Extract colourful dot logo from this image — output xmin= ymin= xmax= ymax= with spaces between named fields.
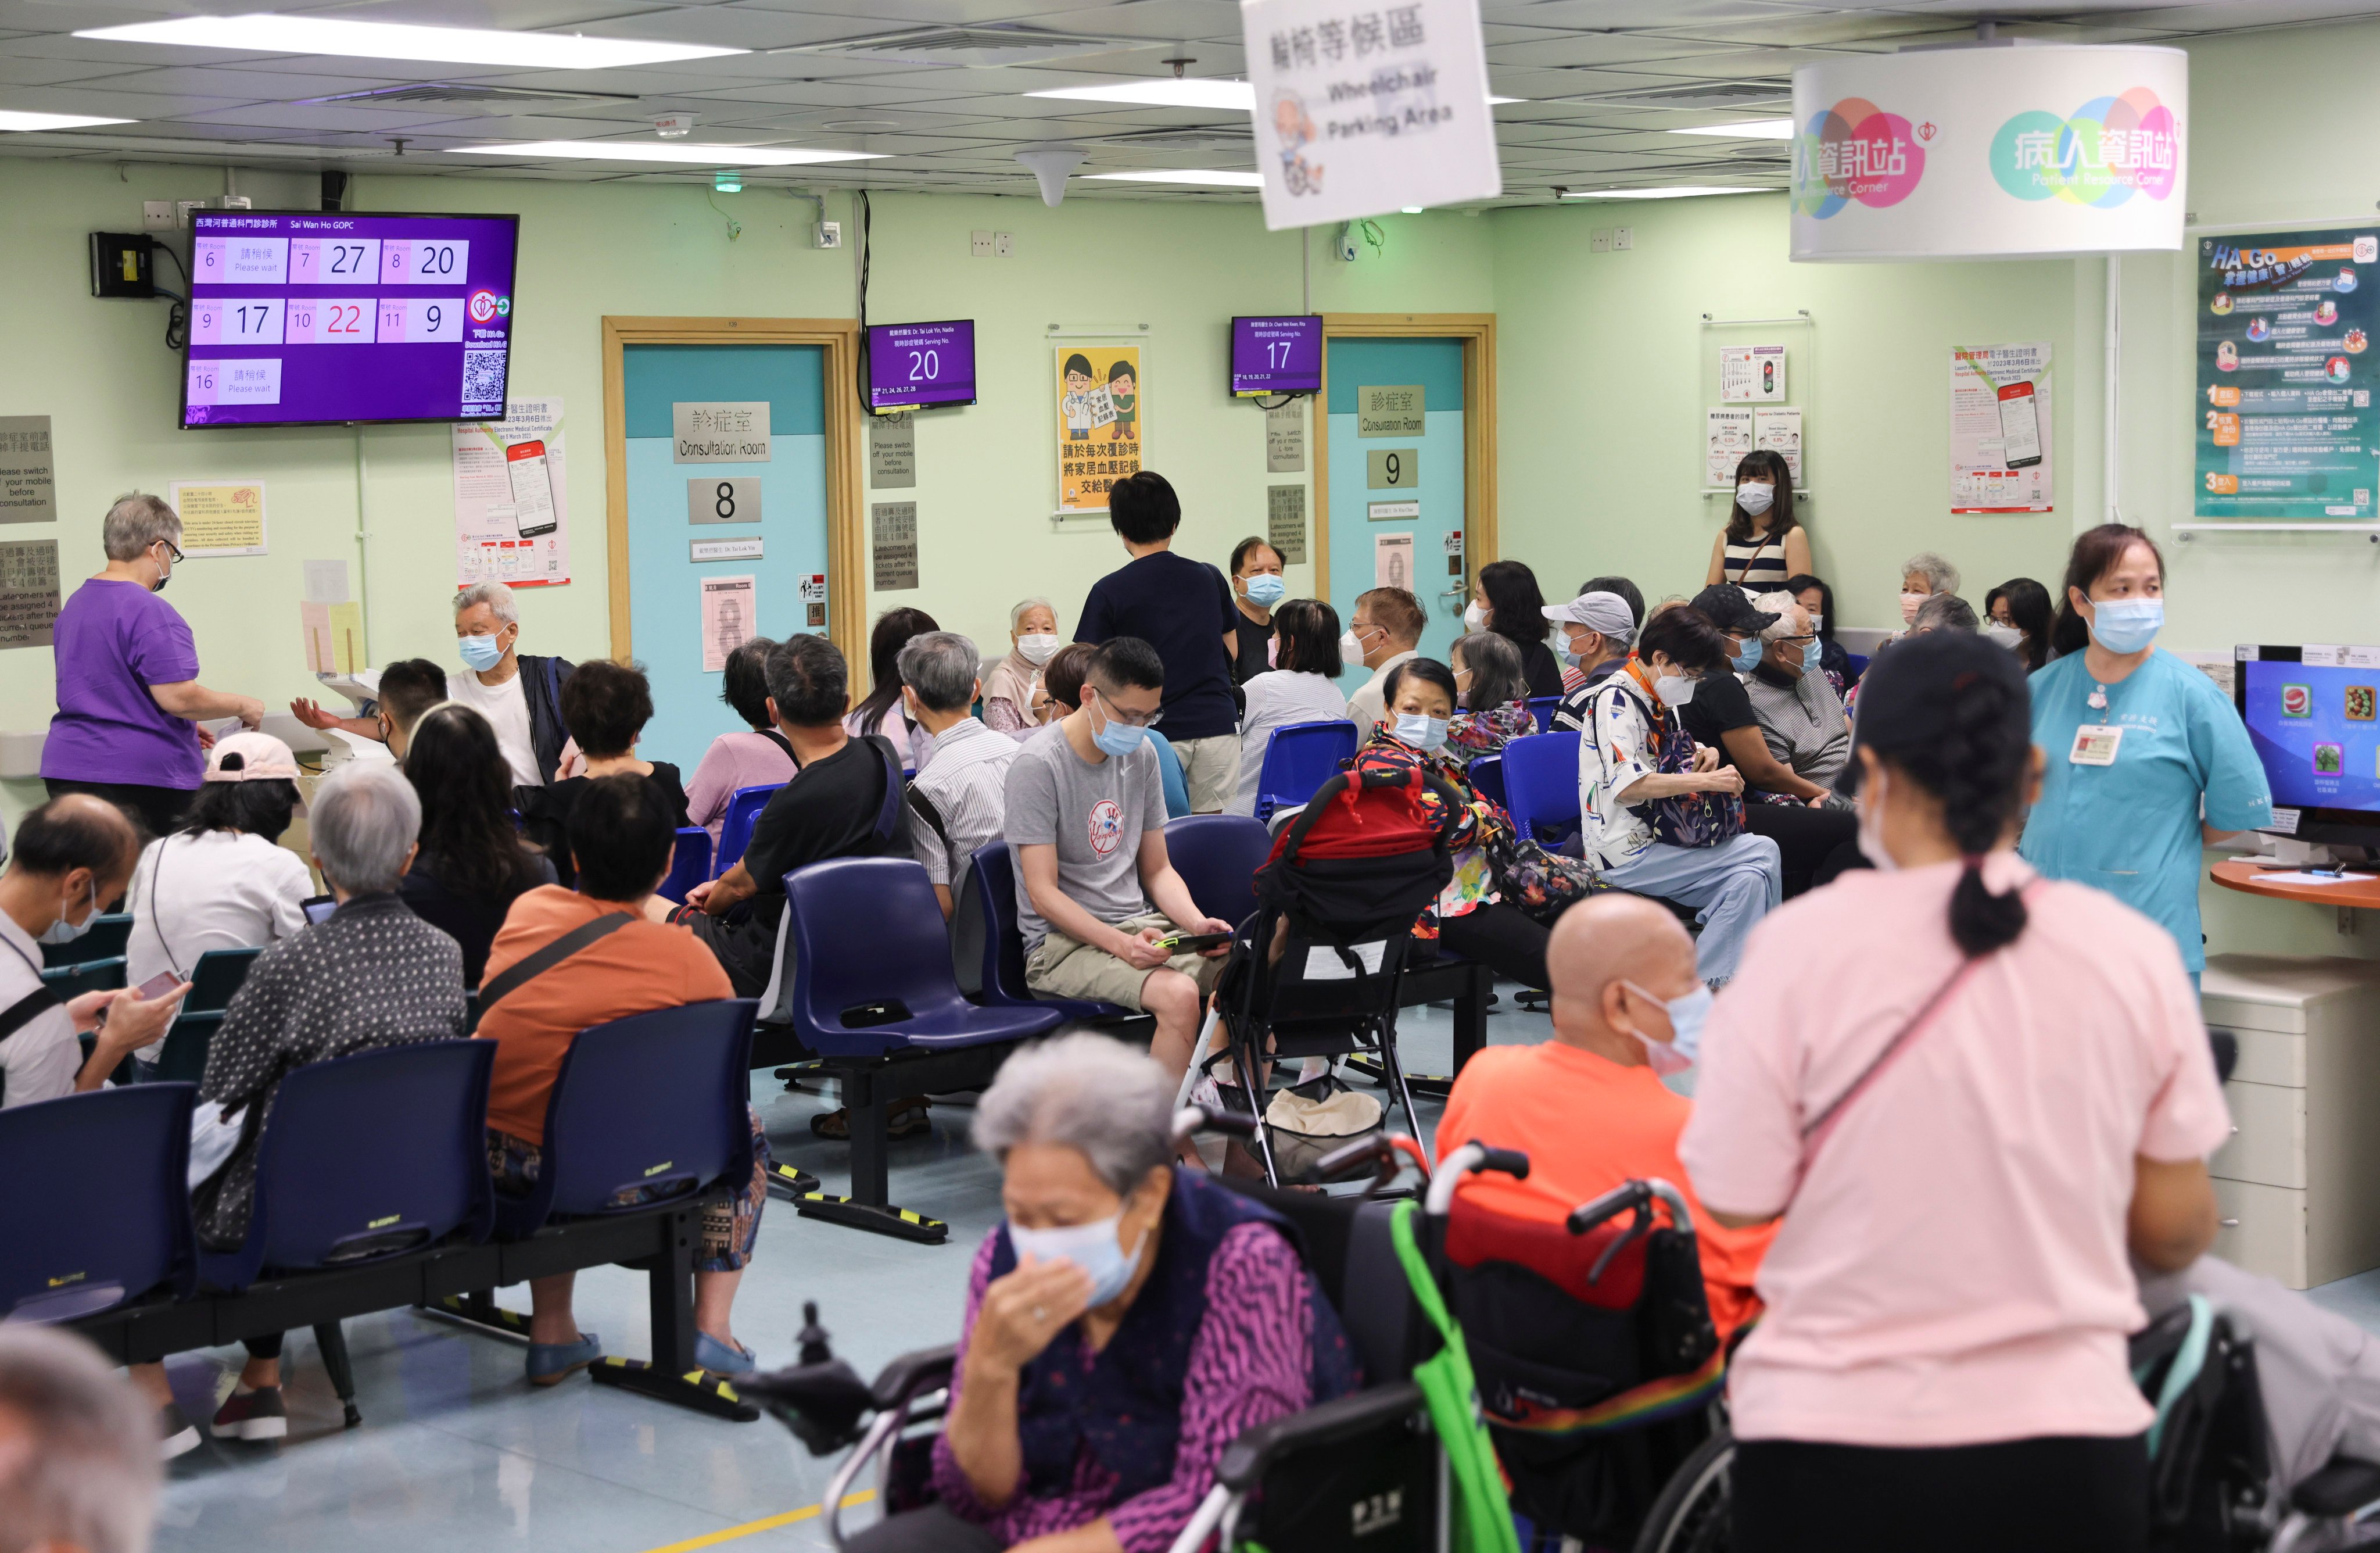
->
xmin=1991 ymin=88 xmax=2178 ymax=206
xmin=1792 ymin=98 xmax=1926 ymax=219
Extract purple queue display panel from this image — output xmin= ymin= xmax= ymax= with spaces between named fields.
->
xmin=181 ymin=210 xmax=521 ymax=428
xmin=1231 ymin=315 xmax=1321 ymax=396
xmin=867 ymin=319 xmax=977 ymax=411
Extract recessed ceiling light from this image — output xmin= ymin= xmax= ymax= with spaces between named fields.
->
xmin=1034 ymin=81 xmax=1523 ymax=111
xmin=1083 ymin=168 xmax=1265 ymax=188
xmin=1401 ymin=205 xmax=1424 ymax=213
xmin=1561 ymin=185 xmax=1759 ymax=199
xmin=74 ymin=15 xmax=743 ymax=70
xmin=450 ymin=140 xmax=881 ymax=166
xmin=0 ymin=109 xmax=133 ymax=131
xmin=1669 ymin=119 xmax=1794 ymax=140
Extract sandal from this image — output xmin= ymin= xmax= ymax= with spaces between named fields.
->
xmin=808 ymin=1098 xmax=931 ymax=1142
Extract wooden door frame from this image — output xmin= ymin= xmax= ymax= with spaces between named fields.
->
xmin=1311 ymin=313 xmax=1498 ymax=607
xmin=600 ymin=316 xmax=866 ymax=668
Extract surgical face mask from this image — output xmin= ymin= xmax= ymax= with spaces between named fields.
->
xmin=458 ymin=632 xmax=505 ymax=672
xmin=37 ymin=879 xmax=98 ymax=946
xmin=2088 ymin=596 xmax=2163 ymax=655
xmin=1899 ymin=590 xmax=1927 ymax=625
xmin=1856 ymin=767 xmax=1898 ymax=872
xmin=1735 ymin=482 xmax=1775 ymax=517
xmin=1653 ymin=673 xmax=1696 ymax=708
xmin=1983 ymin=621 xmax=2024 ymax=652
xmin=1089 ymin=695 xmax=1149 ymax=757
xmin=1242 ymin=573 xmax=1287 ymax=609
xmin=1730 ymin=635 xmax=1763 ymax=674
xmin=1806 ymin=613 xmax=1823 ymax=635
xmin=1393 ymin=712 xmax=1449 ymax=752
xmin=1008 ymin=1211 xmax=1148 ymax=1309
xmin=1801 ymin=639 xmax=1823 ymax=672
xmin=1618 ymin=981 xmax=1712 ymax=1075
xmin=1017 ymin=632 xmax=1061 ymax=666
xmin=149 ymin=545 xmax=173 ymax=593
xmin=1463 ymin=599 xmax=1486 ymax=633
xmin=1340 ymin=625 xmax=1379 ymax=663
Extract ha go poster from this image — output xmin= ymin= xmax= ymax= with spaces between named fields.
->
xmin=2195 ymin=226 xmax=2380 ymax=521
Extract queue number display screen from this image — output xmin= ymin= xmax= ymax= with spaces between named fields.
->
xmin=181 ymin=210 xmax=521 ymax=428
xmin=1231 ymin=316 xmax=1322 ymax=396
xmin=867 ymin=319 xmax=977 ymax=412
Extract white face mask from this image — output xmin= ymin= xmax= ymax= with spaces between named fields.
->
xmin=1017 ymin=633 xmax=1060 ymax=666
xmin=1983 ymin=621 xmax=2024 ymax=651
xmin=1735 ymin=482 xmax=1775 ymax=517
xmin=1856 ymin=767 xmax=1898 ymax=871
xmin=1462 ymin=600 xmax=1486 ymax=633
xmin=1341 ymin=625 xmax=1380 ymax=662
xmin=1653 ymin=674 xmax=1696 ymax=708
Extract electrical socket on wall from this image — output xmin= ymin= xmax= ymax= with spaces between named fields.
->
xmin=1612 ymin=226 xmax=1634 ymax=251
xmin=142 ymin=201 xmax=176 ymax=234
xmin=970 ymin=229 xmax=994 ymax=257
xmin=814 ymin=221 xmax=841 ymax=249
xmin=995 ymin=231 xmax=1013 ymax=257
xmin=1589 ymin=227 xmax=1611 ymax=253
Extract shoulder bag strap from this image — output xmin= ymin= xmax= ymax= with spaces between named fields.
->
xmin=757 ymin=727 xmax=795 ymax=761
xmin=0 ymin=984 xmax=62 ymax=1044
xmin=905 ymin=784 xmax=951 ymax=847
xmin=1729 ymin=533 xmax=1775 ymax=585
xmin=476 ymin=911 xmax=634 ymax=1012
xmin=869 ymin=735 xmax=905 ymax=844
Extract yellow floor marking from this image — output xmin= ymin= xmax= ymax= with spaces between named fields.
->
xmin=635 ymin=1489 xmax=876 ymax=1553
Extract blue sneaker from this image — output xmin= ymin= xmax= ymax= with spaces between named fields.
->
xmin=694 ymin=1332 xmax=755 ymax=1376
xmin=526 ymin=1330 xmax=600 ymax=1387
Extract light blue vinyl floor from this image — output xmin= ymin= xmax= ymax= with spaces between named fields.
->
xmin=150 ymin=993 xmax=1518 ymax=1553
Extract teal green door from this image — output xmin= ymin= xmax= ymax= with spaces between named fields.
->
xmin=1325 ymin=338 xmax=1468 ymax=693
xmin=622 ymin=345 xmax=830 ymax=770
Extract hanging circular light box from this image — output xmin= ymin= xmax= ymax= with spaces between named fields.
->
xmin=1790 ymin=44 xmax=2187 ymax=261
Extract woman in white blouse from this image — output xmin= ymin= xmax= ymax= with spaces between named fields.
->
xmin=1230 ymin=598 xmax=1350 ymax=817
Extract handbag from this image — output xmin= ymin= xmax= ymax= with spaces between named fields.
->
xmin=1579 ymin=682 xmax=1743 ymax=849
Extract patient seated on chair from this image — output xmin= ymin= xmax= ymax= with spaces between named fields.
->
xmin=1436 ymin=893 xmax=1772 ymax=1340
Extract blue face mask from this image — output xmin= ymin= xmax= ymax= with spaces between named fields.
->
xmin=1009 ymin=1211 xmax=1149 ymax=1309
xmin=1622 ymin=981 xmax=1714 ymax=1072
xmin=1394 ymin=713 xmax=1449 ymax=752
xmin=1091 ymin=698 xmax=1148 ymax=757
xmin=2089 ymin=596 xmax=2163 ymax=654
xmin=1801 ymin=639 xmax=1823 ymax=672
xmin=1242 ymin=574 xmax=1287 ymax=608
xmin=36 ymin=879 xmax=97 ymax=946
xmin=458 ymin=632 xmax=505 ymax=672
xmin=1732 ymin=635 xmax=1764 ymax=674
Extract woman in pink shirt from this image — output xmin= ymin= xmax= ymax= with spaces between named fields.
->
xmin=683 ymin=637 xmax=795 ymax=846
xmin=1680 ymin=631 xmax=2228 ymax=1553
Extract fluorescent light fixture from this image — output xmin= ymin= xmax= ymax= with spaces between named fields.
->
xmin=1669 ymin=119 xmax=1794 ymax=140
xmin=714 ymin=169 xmax=741 ymax=192
xmin=450 ymin=140 xmax=880 ymax=166
xmin=1488 ymin=96 xmax=1524 ymax=105
xmin=1083 ymin=168 xmax=1265 ymax=188
xmin=1032 ymin=81 xmax=1521 ymax=110
xmin=74 ymin=15 xmax=743 ymax=70
xmin=0 ymin=109 xmax=133 ymax=131
xmin=1561 ymin=185 xmax=1759 ymax=199
xmin=1400 ymin=205 xmax=1424 ymax=213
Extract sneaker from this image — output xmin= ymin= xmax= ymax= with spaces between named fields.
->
xmin=159 ymin=1402 xmax=200 ymax=1461
xmin=211 ymin=1385 xmax=288 ymax=1441
xmin=526 ymin=1330 xmax=601 ymax=1387
xmin=694 ymin=1330 xmax=757 ymax=1376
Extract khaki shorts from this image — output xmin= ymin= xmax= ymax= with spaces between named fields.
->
xmin=1025 ymin=910 xmax=1228 ymax=1011
xmin=1170 ymin=733 xmax=1243 ymax=814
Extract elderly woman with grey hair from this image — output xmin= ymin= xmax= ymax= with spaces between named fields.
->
xmin=1894 ymin=550 xmax=1962 ymax=632
xmin=42 ymin=492 xmax=265 ymax=838
xmin=176 ymin=761 xmax=467 ymax=1444
xmin=850 ymin=1033 xmax=1357 ymax=1553
xmin=984 ymin=597 xmax=1063 ymax=737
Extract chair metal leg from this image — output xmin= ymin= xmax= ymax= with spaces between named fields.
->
xmin=1378 ymin=1029 xmax=1432 ymax=1175
xmin=1230 ymin=1038 xmax=1282 ymax=1187
xmin=794 ymin=1063 xmax=950 ymax=1244
xmin=589 ymin=1204 xmax=759 ymax=1422
xmin=417 ymin=1287 xmax=535 ymax=1342
xmin=312 ymin=1320 xmax=360 ymax=1428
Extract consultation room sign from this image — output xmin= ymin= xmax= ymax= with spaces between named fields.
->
xmin=1242 ymin=0 xmax=1501 ymax=230
xmin=672 ymin=402 xmax=770 ymax=463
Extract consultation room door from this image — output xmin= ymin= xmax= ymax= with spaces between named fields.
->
xmin=621 ymin=343 xmax=830 ymax=771
xmin=1324 ymin=337 xmax=1469 ymax=694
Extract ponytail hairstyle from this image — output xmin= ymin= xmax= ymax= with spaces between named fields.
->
xmin=2048 ymin=524 xmax=2162 ymax=661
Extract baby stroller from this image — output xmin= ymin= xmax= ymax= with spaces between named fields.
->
xmin=1210 ymin=760 xmax=1461 ymax=1187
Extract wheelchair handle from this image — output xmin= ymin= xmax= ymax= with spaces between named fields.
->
xmin=1424 ymin=1140 xmax=1530 ymax=1215
xmin=1171 ymin=1104 xmax=1257 ymax=1144
xmin=1565 ymin=1178 xmax=1697 ymax=1242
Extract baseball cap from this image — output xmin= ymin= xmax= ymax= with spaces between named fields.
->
xmin=205 ymin=730 xmax=300 ymax=783
xmin=1687 ymin=584 xmax=1780 ymax=636
xmin=1540 ymin=591 xmax=1637 ymax=645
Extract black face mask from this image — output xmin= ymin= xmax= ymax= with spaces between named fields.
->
xmin=149 ymin=545 xmax=173 ymax=593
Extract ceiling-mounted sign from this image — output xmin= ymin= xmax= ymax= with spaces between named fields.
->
xmin=1243 ymin=0 xmax=1502 ymax=231
xmin=1790 ymin=44 xmax=2186 ymax=262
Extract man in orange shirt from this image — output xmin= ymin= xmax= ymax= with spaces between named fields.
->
xmin=476 ymin=774 xmax=764 ymax=1382
xmin=1435 ymin=893 xmax=1772 ymax=1337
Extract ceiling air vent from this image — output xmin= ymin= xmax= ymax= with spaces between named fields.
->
xmin=295 ymin=83 xmax=640 ymax=108
xmin=786 ymin=25 xmax=1136 ymax=68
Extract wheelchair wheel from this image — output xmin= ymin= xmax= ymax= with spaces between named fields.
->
xmin=1631 ymin=1427 xmax=1733 ymax=1553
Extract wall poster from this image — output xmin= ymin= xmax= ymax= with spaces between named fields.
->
xmin=167 ymin=480 xmax=268 ymax=556
xmin=2195 ymin=226 xmax=2380 ymax=521
xmin=0 ymin=539 xmax=60 ymax=649
xmin=1055 ymin=345 xmax=1144 ymax=515
xmin=453 ymin=397 xmax=571 ymax=587
xmin=700 ymin=575 xmax=756 ymax=672
xmin=1948 ymin=343 xmax=2054 ymax=513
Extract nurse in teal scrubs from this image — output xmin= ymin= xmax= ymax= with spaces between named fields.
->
xmin=2020 ymin=524 xmax=2272 ymax=986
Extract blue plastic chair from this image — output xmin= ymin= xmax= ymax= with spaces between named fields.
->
xmin=1501 ymin=731 xmax=1582 ymax=844
xmin=1163 ymin=814 xmax=1273 ymax=931
xmin=1525 ymin=696 xmax=1560 ymax=734
xmin=1145 ymin=730 xmax=1193 ymax=820
xmin=0 ymin=1084 xmax=196 ymax=1321
xmin=1847 ymin=652 xmax=1870 ymax=684
xmin=660 ymin=826 xmax=712 ymax=904
xmin=202 ymin=1040 xmax=496 ymax=1291
xmin=1252 ymin=720 xmax=1359 ymax=824
xmin=152 ymin=946 xmax=264 ymax=1085
xmin=714 ymin=783 xmax=784 ymax=878
xmin=1467 ymin=754 xmax=1507 ymax=810
xmin=786 ymin=858 xmax=1064 ymax=1060
xmin=495 ymin=1000 xmax=758 ymax=1240
xmin=41 ymin=956 xmax=126 ymax=999
xmin=961 ymin=843 xmax=1132 ymax=1022
xmin=41 ymin=913 xmax=131 ymax=969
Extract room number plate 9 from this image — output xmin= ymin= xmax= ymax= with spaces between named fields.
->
xmin=1367 ymin=448 xmax=1419 ymax=489
xmin=688 ymin=477 xmax=762 ymax=526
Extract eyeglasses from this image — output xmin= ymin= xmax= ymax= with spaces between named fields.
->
xmin=155 ymin=539 xmax=184 ymax=565
xmin=1089 ymin=688 xmax=1163 ymax=727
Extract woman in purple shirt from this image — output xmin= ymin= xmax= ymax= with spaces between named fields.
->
xmin=43 ymin=495 xmax=262 ymax=838
xmin=848 ymin=1035 xmax=1357 ymax=1552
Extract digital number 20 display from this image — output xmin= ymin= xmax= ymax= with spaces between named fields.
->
xmin=907 ymin=349 xmax=941 ymax=382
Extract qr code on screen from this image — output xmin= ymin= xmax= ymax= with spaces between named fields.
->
xmin=460 ymin=350 xmax=508 ymax=415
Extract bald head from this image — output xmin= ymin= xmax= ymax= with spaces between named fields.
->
xmin=8 ymin=796 xmax=138 ymax=884
xmin=1547 ymin=894 xmax=1698 ymax=1063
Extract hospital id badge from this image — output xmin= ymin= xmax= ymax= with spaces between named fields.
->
xmin=2070 ymin=724 xmax=2124 ymax=765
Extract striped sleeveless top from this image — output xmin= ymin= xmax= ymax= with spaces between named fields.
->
xmin=1722 ymin=531 xmax=1791 ymax=589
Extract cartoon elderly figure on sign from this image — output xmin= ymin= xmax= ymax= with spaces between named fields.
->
xmin=1062 ymin=353 xmax=1096 ymax=441
xmin=1274 ymin=91 xmax=1324 ymax=195
xmin=1106 ymin=360 xmax=1138 ymax=442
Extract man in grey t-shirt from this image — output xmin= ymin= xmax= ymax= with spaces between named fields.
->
xmin=1002 ymin=636 xmax=1234 ymax=1087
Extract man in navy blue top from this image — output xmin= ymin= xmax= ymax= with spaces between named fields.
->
xmin=1075 ymin=471 xmax=1242 ymax=811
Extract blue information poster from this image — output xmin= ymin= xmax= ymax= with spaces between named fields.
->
xmin=2195 ymin=225 xmax=2380 ymax=520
